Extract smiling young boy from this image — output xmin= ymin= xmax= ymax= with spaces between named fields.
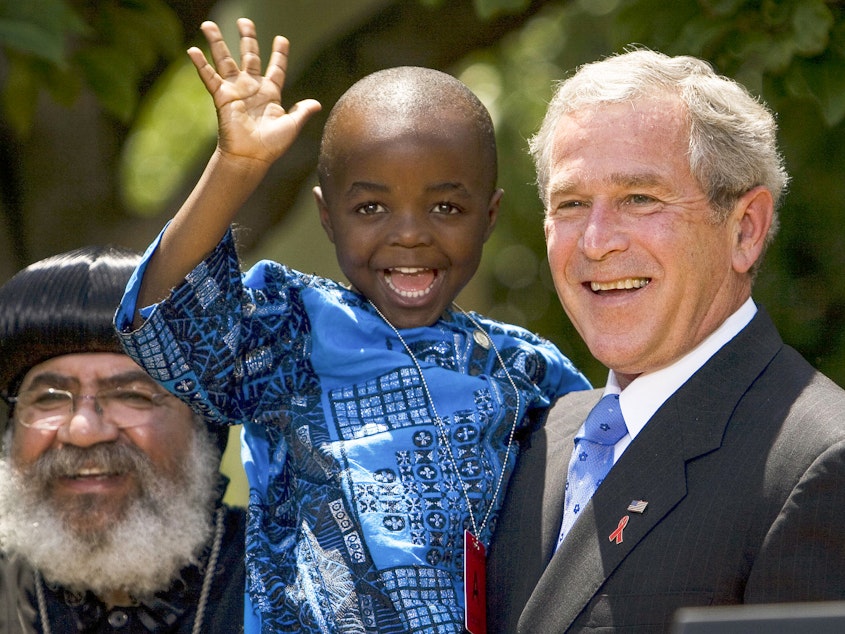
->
xmin=116 ymin=18 xmax=589 ymax=634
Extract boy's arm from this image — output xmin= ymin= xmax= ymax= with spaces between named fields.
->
xmin=135 ymin=18 xmax=321 ymax=321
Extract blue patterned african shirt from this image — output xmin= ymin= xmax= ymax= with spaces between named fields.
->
xmin=116 ymin=230 xmax=589 ymax=634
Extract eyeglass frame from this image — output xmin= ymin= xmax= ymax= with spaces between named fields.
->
xmin=6 ymin=385 xmax=175 ymax=430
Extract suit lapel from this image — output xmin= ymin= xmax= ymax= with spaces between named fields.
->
xmin=519 ymin=309 xmax=784 ymax=632
xmin=521 ymin=399 xmax=691 ymax=632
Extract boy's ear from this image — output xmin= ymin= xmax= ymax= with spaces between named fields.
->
xmin=484 ymin=188 xmax=504 ymax=242
xmin=314 ymin=186 xmax=336 ymax=243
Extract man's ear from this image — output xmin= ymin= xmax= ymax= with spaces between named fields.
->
xmin=313 ymin=186 xmax=335 ymax=243
xmin=484 ymin=188 xmax=504 ymax=242
xmin=731 ymin=185 xmax=774 ymax=274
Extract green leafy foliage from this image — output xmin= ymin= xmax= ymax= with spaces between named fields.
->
xmin=457 ymin=0 xmax=845 ymax=384
xmin=419 ymin=0 xmax=534 ymax=17
xmin=0 ymin=0 xmax=88 ymax=62
xmin=475 ymin=0 xmax=534 ymax=18
xmin=0 ymin=0 xmax=182 ymax=133
xmin=0 ymin=0 xmax=87 ymax=131
xmin=119 ymin=60 xmax=218 ymax=216
xmin=613 ymin=0 xmax=843 ymax=124
xmin=2 ymin=0 xmax=844 ymax=384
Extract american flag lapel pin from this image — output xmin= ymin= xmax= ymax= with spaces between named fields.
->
xmin=627 ymin=500 xmax=648 ymax=514
xmin=609 ymin=501 xmax=648 ymax=544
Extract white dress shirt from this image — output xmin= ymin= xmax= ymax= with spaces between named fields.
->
xmin=603 ymin=297 xmax=757 ymax=462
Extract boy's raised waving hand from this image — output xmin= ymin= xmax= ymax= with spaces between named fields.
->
xmin=135 ymin=18 xmax=320 ymax=318
xmin=189 ymin=18 xmax=319 ymax=165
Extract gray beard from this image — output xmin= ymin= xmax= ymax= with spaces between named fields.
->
xmin=0 ymin=426 xmax=222 ymax=599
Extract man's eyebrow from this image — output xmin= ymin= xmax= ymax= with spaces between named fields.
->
xmin=608 ymin=173 xmax=664 ymax=189
xmin=548 ymin=178 xmax=577 ymax=198
xmin=21 ymin=370 xmax=159 ymax=392
xmin=548 ymin=172 xmax=664 ymax=197
xmin=98 ymin=371 xmax=161 ymax=390
xmin=21 ymin=372 xmax=77 ymax=391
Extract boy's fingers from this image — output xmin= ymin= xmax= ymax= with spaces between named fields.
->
xmin=265 ymin=36 xmax=291 ymax=93
xmin=286 ymin=99 xmax=323 ymax=131
xmin=237 ymin=18 xmax=263 ymax=76
xmin=200 ymin=20 xmax=239 ymax=79
xmin=188 ymin=47 xmax=223 ymax=95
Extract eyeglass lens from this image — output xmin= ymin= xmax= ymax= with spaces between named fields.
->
xmin=13 ymin=387 xmax=168 ymax=430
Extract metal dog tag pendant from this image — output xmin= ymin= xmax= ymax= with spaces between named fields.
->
xmin=464 ymin=530 xmax=487 ymax=634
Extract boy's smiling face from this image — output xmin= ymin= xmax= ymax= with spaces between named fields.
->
xmin=315 ymin=109 xmax=501 ymax=329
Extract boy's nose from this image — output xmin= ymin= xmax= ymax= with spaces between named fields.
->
xmin=389 ymin=211 xmax=433 ymax=247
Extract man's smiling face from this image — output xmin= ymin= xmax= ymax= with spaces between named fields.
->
xmin=8 ymin=352 xmax=195 ymax=534
xmin=543 ymin=98 xmax=750 ymax=385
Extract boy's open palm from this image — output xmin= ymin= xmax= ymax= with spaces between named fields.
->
xmin=188 ymin=18 xmax=321 ymax=164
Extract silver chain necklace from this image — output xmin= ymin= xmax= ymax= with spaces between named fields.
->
xmin=368 ymin=301 xmax=520 ymax=537
xmin=35 ymin=506 xmax=225 ymax=634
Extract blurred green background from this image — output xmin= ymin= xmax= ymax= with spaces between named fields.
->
xmin=3 ymin=0 xmax=844 ymax=505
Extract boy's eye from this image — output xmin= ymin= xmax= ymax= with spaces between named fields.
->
xmin=432 ymin=202 xmax=460 ymax=215
xmin=355 ymin=202 xmax=386 ymax=215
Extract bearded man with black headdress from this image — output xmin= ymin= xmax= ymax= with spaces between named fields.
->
xmin=0 ymin=246 xmax=246 ymax=633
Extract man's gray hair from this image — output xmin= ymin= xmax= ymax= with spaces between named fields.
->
xmin=529 ymin=48 xmax=788 ymax=245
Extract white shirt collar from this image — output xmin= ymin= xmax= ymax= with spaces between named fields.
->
xmin=604 ymin=297 xmax=757 ymax=443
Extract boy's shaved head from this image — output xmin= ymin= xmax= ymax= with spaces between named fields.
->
xmin=317 ymin=66 xmax=498 ymax=200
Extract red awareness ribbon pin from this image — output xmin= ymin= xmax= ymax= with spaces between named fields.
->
xmin=609 ymin=515 xmax=629 ymax=544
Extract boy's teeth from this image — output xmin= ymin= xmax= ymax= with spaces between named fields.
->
xmin=590 ymin=278 xmax=650 ymax=292
xmin=386 ymin=268 xmax=436 ymax=298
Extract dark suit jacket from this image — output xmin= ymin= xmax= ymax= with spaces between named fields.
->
xmin=487 ymin=308 xmax=845 ymax=633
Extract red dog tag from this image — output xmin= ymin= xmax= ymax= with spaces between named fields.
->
xmin=464 ymin=530 xmax=487 ymax=634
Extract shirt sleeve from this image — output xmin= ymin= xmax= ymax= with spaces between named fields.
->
xmin=475 ymin=315 xmax=591 ymax=433
xmin=536 ymin=335 xmax=592 ymax=399
xmin=115 ymin=228 xmax=279 ymax=427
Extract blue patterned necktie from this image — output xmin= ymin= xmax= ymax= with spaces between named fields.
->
xmin=557 ymin=394 xmax=627 ymax=548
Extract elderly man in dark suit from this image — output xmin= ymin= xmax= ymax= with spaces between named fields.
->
xmin=487 ymin=49 xmax=845 ymax=633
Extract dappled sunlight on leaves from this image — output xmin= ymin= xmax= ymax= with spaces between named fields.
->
xmin=119 ymin=61 xmax=217 ymax=216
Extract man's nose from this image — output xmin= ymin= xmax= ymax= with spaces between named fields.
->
xmin=579 ymin=203 xmax=629 ymax=260
xmin=54 ymin=399 xmax=120 ymax=447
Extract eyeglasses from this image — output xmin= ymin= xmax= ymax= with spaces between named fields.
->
xmin=8 ymin=386 xmax=174 ymax=430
